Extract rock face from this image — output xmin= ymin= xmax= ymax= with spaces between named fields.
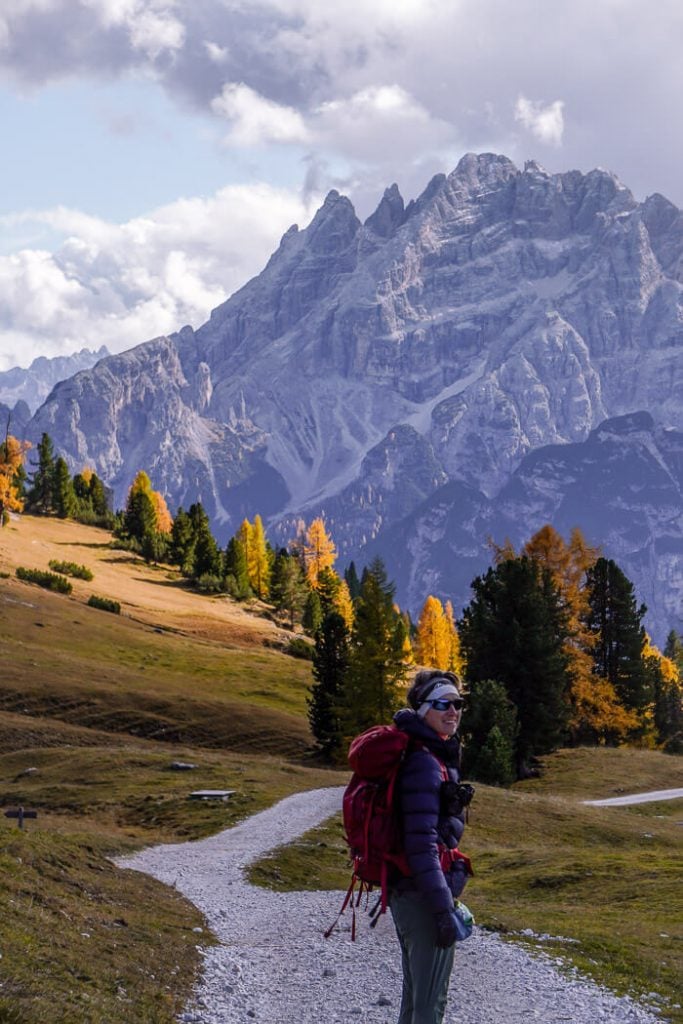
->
xmin=26 ymin=154 xmax=683 ymax=640
xmin=0 ymin=346 xmax=109 ymax=414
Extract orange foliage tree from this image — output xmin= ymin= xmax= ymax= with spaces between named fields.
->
xmin=0 ymin=435 xmax=31 ymax=524
xmin=303 ymin=517 xmax=337 ymax=588
xmin=415 ymin=595 xmax=452 ymax=669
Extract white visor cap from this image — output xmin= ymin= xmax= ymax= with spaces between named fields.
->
xmin=417 ymin=681 xmax=461 ymax=719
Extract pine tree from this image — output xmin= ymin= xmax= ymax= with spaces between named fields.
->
xmin=52 ymin=457 xmax=75 ymax=518
xmin=414 ymin=595 xmax=451 ymax=669
xmin=344 ymin=561 xmax=361 ymax=601
xmin=643 ymin=636 xmax=683 ymax=751
xmin=460 ymin=556 xmax=571 ymax=774
xmin=192 ymin=519 xmax=222 ymax=580
xmin=585 ymin=557 xmax=650 ymax=715
xmin=141 ymin=530 xmax=168 ymax=565
xmin=89 ymin=474 xmax=108 ymax=517
xmin=303 ymin=517 xmax=337 ymax=588
xmin=270 ymin=549 xmax=306 ymax=625
xmin=28 ymin=432 xmax=55 ymax=513
xmin=124 ymin=488 xmax=156 ymax=542
xmin=302 ymin=589 xmax=323 ymax=636
xmin=225 ymin=535 xmax=252 ymax=600
xmin=308 ymin=611 xmax=349 ymax=760
xmin=170 ymin=507 xmax=196 ymax=572
xmin=339 ymin=560 xmax=406 ymax=741
xmin=460 ymin=678 xmax=517 ymax=784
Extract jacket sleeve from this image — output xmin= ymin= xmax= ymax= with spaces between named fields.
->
xmin=398 ymin=749 xmax=453 ymax=915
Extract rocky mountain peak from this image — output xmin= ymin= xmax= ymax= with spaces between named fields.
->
xmin=306 ymin=190 xmax=361 ymax=253
xmin=25 ymin=154 xmax=683 ymax=640
xmin=364 ymin=183 xmax=406 ymax=238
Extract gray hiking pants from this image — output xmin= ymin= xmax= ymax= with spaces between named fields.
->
xmin=389 ymin=890 xmax=455 ymax=1024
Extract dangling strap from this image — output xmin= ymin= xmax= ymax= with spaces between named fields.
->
xmin=323 ymin=872 xmax=358 ymax=939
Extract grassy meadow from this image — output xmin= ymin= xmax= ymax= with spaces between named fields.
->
xmin=1 ymin=515 xmax=682 ymax=1022
xmin=0 ymin=515 xmax=346 ymax=1023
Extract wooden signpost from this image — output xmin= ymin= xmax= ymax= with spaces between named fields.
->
xmin=4 ymin=807 xmax=38 ymax=829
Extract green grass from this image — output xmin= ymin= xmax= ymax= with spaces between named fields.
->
xmin=248 ymin=748 xmax=683 ymax=1022
xmin=0 ymin=826 xmax=207 ymax=1024
xmin=0 ymin=718 xmax=346 ymax=1023
xmin=0 ymin=541 xmax=348 ymax=1023
xmin=0 ymin=579 xmax=314 ymax=756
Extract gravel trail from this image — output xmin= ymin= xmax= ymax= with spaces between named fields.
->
xmin=117 ymin=788 xmax=665 ymax=1024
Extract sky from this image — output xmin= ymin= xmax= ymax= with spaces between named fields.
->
xmin=1 ymin=0 xmax=682 ymax=372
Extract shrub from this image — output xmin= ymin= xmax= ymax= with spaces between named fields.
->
xmin=16 ymin=567 xmax=73 ymax=594
xmin=109 ymin=537 xmax=142 ymax=555
xmin=0 ymin=571 xmax=9 ymax=579
xmin=287 ymin=636 xmax=314 ymax=660
xmin=48 ymin=559 xmax=94 ymax=581
xmin=87 ymin=594 xmax=121 ymax=614
xmin=196 ymin=573 xmax=225 ymax=594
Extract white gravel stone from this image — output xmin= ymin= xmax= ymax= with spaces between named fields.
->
xmin=116 ymin=788 xmax=665 ymax=1024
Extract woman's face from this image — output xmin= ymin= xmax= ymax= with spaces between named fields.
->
xmin=424 ymin=700 xmax=461 ymax=738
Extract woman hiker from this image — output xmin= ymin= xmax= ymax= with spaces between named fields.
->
xmin=390 ymin=669 xmax=471 ymax=1024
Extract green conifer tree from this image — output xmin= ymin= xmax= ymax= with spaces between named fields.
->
xmin=339 ymin=560 xmax=406 ymax=741
xmin=270 ymin=549 xmax=306 ymax=625
xmin=308 ymin=611 xmax=350 ymax=760
xmin=585 ymin=557 xmax=650 ymax=713
xmin=28 ymin=432 xmax=55 ymax=513
xmin=344 ymin=561 xmax=361 ymax=601
xmin=461 ymin=678 xmax=517 ymax=785
xmin=460 ymin=556 xmax=571 ymax=775
xmin=52 ymin=457 xmax=75 ymax=518
xmin=302 ymin=589 xmax=323 ymax=636
xmin=223 ymin=535 xmax=251 ymax=599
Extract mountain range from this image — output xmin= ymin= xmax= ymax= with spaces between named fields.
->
xmin=22 ymin=154 xmax=683 ymax=641
xmin=0 ymin=346 xmax=109 ymax=419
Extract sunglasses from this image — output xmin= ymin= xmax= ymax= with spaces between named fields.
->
xmin=429 ymin=697 xmax=465 ymax=711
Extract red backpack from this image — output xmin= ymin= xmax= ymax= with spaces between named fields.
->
xmin=325 ymin=724 xmax=441 ymax=939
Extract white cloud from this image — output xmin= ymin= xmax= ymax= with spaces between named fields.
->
xmin=0 ymin=183 xmax=320 ymax=371
xmin=313 ymin=84 xmax=453 ymax=163
xmin=211 ymin=82 xmax=310 ymax=146
xmin=204 ymin=39 xmax=228 ymax=63
xmin=514 ymin=96 xmax=565 ymax=147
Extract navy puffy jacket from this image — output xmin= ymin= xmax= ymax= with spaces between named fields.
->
xmin=392 ymin=708 xmax=466 ymax=915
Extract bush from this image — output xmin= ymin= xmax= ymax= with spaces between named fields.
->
xmin=16 ymin=567 xmax=73 ymax=594
xmin=0 ymin=571 xmax=9 ymax=579
xmin=287 ymin=636 xmax=314 ymax=660
xmin=87 ymin=594 xmax=121 ymax=614
xmin=196 ymin=573 xmax=225 ymax=594
xmin=109 ymin=537 xmax=142 ymax=555
xmin=48 ymin=559 xmax=94 ymax=581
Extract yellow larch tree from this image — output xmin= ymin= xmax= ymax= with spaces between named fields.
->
xmin=151 ymin=491 xmax=173 ymax=534
xmin=237 ymin=518 xmax=254 ymax=584
xmin=303 ymin=517 xmax=337 ymax=588
xmin=0 ymin=435 xmax=31 ymax=524
xmin=445 ymin=600 xmax=465 ymax=676
xmin=334 ymin=577 xmax=355 ymax=630
xmin=415 ymin=595 xmax=452 ymax=669
xmin=249 ymin=514 xmax=271 ymax=600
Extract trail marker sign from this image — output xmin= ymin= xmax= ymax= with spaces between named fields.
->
xmin=4 ymin=807 xmax=38 ymax=829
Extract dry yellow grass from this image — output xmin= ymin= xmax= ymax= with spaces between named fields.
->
xmin=0 ymin=514 xmax=284 ymax=648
